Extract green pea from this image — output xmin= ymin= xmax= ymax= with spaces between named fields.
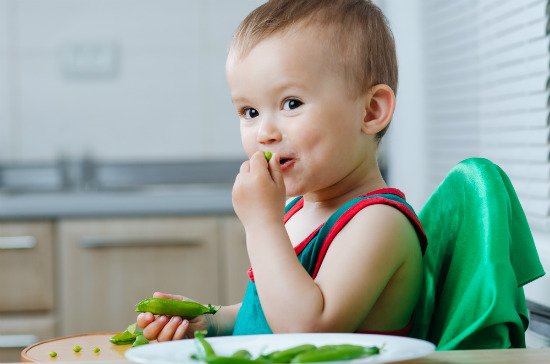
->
xmin=264 ymin=151 xmax=272 ymax=161
xmin=72 ymin=345 xmax=82 ymax=353
xmin=49 ymin=351 xmax=57 ymax=358
xmin=135 ymin=297 xmax=219 ymax=317
xmin=93 ymin=347 xmax=101 ymax=353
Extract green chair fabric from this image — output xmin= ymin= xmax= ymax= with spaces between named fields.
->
xmin=411 ymin=158 xmax=545 ymax=350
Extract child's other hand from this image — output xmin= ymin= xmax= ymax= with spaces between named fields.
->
xmin=232 ymin=151 xmax=286 ymax=229
xmin=137 ymin=292 xmax=208 ymax=341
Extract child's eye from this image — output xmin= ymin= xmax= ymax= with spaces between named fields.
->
xmin=283 ymin=99 xmax=303 ymax=111
xmin=241 ymin=107 xmax=259 ymax=119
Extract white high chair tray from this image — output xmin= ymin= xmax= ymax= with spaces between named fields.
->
xmin=125 ymin=333 xmax=435 ymax=363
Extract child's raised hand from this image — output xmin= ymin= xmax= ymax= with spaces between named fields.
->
xmin=137 ymin=292 xmax=208 ymax=341
xmin=232 ymin=151 xmax=286 ymax=229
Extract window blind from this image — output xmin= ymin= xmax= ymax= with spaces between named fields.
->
xmin=422 ymin=0 xmax=550 ymax=232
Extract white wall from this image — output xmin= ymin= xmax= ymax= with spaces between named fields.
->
xmin=0 ymin=0 xmax=262 ymax=163
xmin=379 ymin=0 xmax=428 ymax=211
xmin=0 ymin=1 xmax=9 ymax=160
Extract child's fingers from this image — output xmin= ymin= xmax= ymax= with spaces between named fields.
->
xmin=268 ymin=153 xmax=284 ymax=187
xmin=249 ymin=151 xmax=268 ymax=172
xmin=137 ymin=312 xmax=154 ymax=329
xmin=173 ymin=319 xmax=190 ymax=340
xmin=157 ymin=316 xmax=183 ymax=342
xmin=153 ymin=291 xmax=191 ymax=302
xmin=239 ymin=160 xmax=250 ymax=174
xmin=142 ymin=315 xmax=169 ymax=340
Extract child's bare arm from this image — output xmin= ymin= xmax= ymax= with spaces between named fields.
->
xmin=207 ymin=302 xmax=241 ymax=336
xmin=233 ymin=151 xmax=421 ymax=333
xmin=246 ymin=204 xmax=420 ymax=333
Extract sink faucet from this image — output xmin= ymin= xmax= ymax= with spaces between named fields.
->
xmin=56 ymin=154 xmax=97 ymax=191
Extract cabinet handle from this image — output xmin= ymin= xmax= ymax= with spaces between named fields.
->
xmin=80 ymin=236 xmax=202 ymax=248
xmin=0 ymin=334 xmax=38 ymax=348
xmin=0 ymin=236 xmax=37 ymax=250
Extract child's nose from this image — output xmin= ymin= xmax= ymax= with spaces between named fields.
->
xmin=256 ymin=117 xmax=282 ymax=144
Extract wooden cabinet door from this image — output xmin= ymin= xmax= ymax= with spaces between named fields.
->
xmin=57 ymin=217 xmax=220 ymax=335
xmin=0 ymin=314 xmax=55 ymax=363
xmin=218 ymin=217 xmax=249 ymax=305
xmin=0 ymin=221 xmax=54 ymax=312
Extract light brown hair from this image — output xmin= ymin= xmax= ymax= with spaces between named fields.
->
xmin=229 ymin=0 xmax=398 ymax=140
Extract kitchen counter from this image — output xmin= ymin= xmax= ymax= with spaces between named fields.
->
xmin=0 ymin=184 xmax=235 ymax=219
xmin=0 ymin=158 xmax=242 ymax=219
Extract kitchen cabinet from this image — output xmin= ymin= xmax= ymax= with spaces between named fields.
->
xmin=57 ymin=215 xmax=249 ymax=335
xmin=219 ymin=217 xmax=249 ymax=305
xmin=0 ymin=209 xmax=249 ymax=359
xmin=0 ymin=221 xmax=55 ymax=362
xmin=0 ymin=221 xmax=54 ymax=311
xmin=0 ymin=314 xmax=55 ymax=362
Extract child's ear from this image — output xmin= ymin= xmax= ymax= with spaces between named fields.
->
xmin=362 ymin=84 xmax=396 ymax=135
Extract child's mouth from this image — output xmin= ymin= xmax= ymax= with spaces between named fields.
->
xmin=279 ymin=158 xmax=294 ymax=171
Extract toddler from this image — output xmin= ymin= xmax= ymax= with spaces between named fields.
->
xmin=138 ymin=0 xmax=427 ymax=340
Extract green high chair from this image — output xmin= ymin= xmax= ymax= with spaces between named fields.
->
xmin=410 ymin=158 xmax=545 ymax=350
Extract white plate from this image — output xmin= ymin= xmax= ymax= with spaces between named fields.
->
xmin=125 ymin=333 xmax=435 ymax=364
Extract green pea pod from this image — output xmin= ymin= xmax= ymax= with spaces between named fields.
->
xmin=109 ymin=330 xmax=137 ymax=345
xmin=317 ymin=344 xmax=379 ymax=355
xmin=257 ymin=350 xmax=279 ymax=362
xmin=290 ymin=344 xmax=376 ymax=363
xmin=126 ymin=323 xmax=138 ymax=334
xmin=110 ymin=323 xmax=142 ymax=345
xmin=269 ymin=344 xmax=317 ymax=363
xmin=132 ymin=334 xmax=149 ymax=347
xmin=362 ymin=346 xmax=379 ymax=356
xmin=231 ymin=350 xmax=252 ymax=359
xmin=206 ymin=356 xmax=268 ymax=364
xmin=135 ymin=298 xmax=220 ymax=317
xmin=194 ymin=330 xmax=216 ymax=360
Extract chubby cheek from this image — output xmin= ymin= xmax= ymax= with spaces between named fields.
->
xmin=240 ymin=126 xmax=257 ymax=159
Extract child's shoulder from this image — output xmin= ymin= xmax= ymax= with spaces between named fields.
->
xmin=344 ymin=190 xmax=426 ymax=253
xmin=345 ymin=203 xmax=420 ymax=245
xmin=328 ymin=191 xmax=425 ymax=258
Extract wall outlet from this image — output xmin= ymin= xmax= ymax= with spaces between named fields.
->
xmin=59 ymin=43 xmax=119 ymax=79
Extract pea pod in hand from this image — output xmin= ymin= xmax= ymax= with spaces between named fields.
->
xmin=135 ymin=297 xmax=219 ymax=317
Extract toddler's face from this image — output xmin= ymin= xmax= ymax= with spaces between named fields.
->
xmin=226 ymin=27 xmax=371 ymax=197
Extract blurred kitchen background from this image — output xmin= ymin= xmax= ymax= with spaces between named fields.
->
xmin=1 ymin=0 xmax=550 ymax=361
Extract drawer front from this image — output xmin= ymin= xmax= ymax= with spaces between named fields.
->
xmin=0 ymin=221 xmax=54 ymax=312
xmin=0 ymin=314 xmax=55 ymax=363
xmin=58 ymin=217 xmax=221 ymax=335
xmin=219 ymin=217 xmax=249 ymax=305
